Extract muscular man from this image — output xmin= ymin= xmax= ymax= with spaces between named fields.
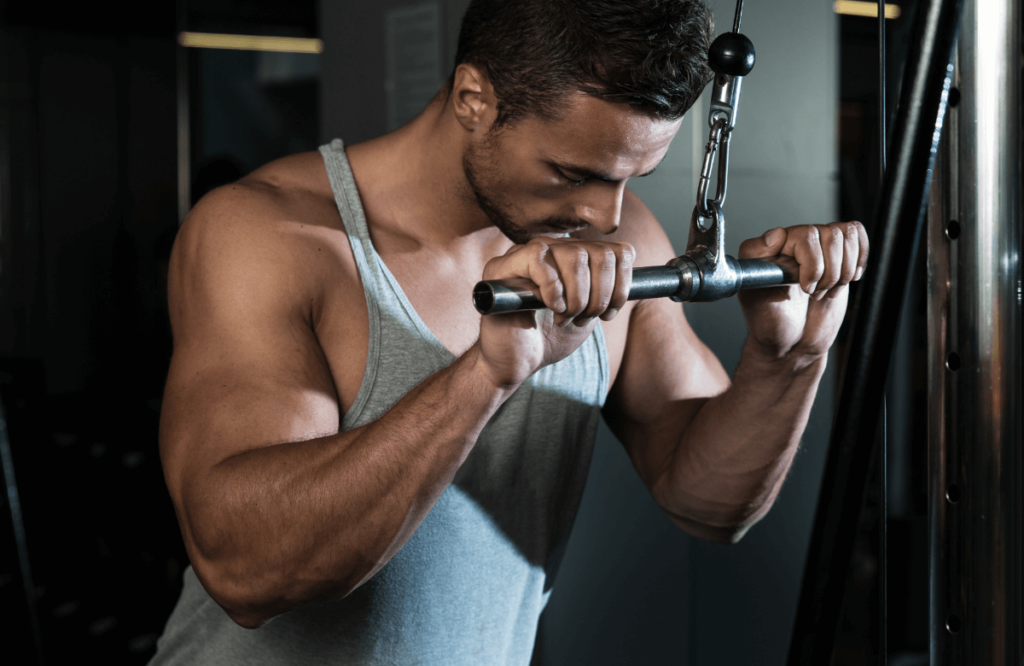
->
xmin=151 ymin=0 xmax=867 ymax=663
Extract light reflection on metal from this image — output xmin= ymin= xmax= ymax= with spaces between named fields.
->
xmin=927 ymin=0 xmax=1022 ymax=662
xmin=177 ymin=32 xmax=324 ymax=54
xmin=834 ymin=0 xmax=902 ymax=19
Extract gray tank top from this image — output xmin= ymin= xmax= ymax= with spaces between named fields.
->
xmin=150 ymin=139 xmax=609 ymax=666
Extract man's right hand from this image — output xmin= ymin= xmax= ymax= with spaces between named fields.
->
xmin=475 ymin=237 xmax=635 ymax=388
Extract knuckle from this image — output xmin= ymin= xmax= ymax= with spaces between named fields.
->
xmin=482 ymin=256 xmax=504 ymax=279
xmin=567 ymin=288 xmax=587 ymax=311
xmin=572 ymin=247 xmax=590 ymax=271
xmin=527 ymin=241 xmax=548 ymax=261
xmin=619 ymin=242 xmax=636 ymax=264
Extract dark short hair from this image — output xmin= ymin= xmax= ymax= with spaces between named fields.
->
xmin=454 ymin=0 xmax=715 ymax=127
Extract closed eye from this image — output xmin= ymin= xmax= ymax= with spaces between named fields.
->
xmin=556 ymin=168 xmax=588 ymax=186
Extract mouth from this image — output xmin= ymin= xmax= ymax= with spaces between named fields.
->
xmin=542 ymin=220 xmax=589 ymax=234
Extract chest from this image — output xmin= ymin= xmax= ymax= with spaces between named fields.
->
xmin=315 ymin=235 xmax=629 ymax=419
xmin=314 ymin=239 xmax=491 ymax=414
xmin=387 ymin=257 xmax=488 ymax=358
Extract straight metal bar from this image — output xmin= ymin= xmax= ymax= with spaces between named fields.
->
xmin=472 ymin=255 xmax=797 ymax=315
xmin=473 ymin=265 xmax=689 ymax=315
xmin=785 ymin=0 xmax=964 ymax=661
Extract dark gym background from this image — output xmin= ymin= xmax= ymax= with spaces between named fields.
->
xmin=0 ymin=1 xmax=926 ymax=664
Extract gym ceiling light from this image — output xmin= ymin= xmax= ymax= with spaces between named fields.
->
xmin=177 ymin=32 xmax=323 ymax=54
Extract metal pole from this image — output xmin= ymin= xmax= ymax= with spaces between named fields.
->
xmin=927 ymin=0 xmax=1022 ymax=661
xmin=877 ymin=0 xmax=889 ymax=660
xmin=176 ymin=0 xmax=191 ymax=224
xmin=786 ymin=0 xmax=964 ymax=661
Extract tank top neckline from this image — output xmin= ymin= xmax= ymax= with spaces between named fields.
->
xmin=319 ymin=138 xmax=610 ymax=411
xmin=322 ymin=139 xmax=455 ymax=364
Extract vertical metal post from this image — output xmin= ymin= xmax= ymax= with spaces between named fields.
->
xmin=786 ymin=0 xmax=963 ymax=661
xmin=176 ymin=0 xmax=190 ymax=224
xmin=877 ymin=2 xmax=888 ymax=662
xmin=927 ymin=0 xmax=1022 ymax=662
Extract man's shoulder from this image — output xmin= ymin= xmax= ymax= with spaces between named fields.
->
xmin=180 ymin=150 xmax=342 ymax=256
xmin=172 ymin=150 xmax=353 ymax=311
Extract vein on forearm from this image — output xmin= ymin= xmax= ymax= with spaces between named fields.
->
xmin=656 ymin=340 xmax=827 ymax=526
xmin=183 ymin=345 xmax=511 ymax=609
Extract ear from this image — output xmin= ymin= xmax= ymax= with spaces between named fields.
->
xmin=450 ymin=63 xmax=497 ymax=133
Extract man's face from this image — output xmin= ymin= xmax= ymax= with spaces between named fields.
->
xmin=462 ymin=91 xmax=682 ymax=244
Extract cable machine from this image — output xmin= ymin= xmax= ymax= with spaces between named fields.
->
xmin=475 ymin=0 xmax=1022 ymax=662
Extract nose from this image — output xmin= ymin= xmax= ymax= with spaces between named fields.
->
xmin=574 ymin=182 xmax=625 ymax=234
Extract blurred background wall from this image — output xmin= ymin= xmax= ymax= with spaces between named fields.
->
xmin=0 ymin=0 xmax=928 ymax=663
xmin=0 ymin=2 xmax=321 ymax=662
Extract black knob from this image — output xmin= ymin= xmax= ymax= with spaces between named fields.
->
xmin=708 ymin=32 xmax=755 ymax=77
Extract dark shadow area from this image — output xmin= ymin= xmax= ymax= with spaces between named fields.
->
xmin=831 ymin=3 xmax=931 ymax=664
xmin=0 ymin=2 xmax=319 ymax=663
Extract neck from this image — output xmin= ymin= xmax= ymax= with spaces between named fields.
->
xmin=345 ymin=96 xmax=508 ymax=253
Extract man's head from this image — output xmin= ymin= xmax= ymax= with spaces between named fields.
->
xmin=447 ymin=0 xmax=714 ymax=242
xmin=455 ymin=0 xmax=715 ymax=128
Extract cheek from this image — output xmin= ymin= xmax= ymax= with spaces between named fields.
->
xmin=515 ymin=183 xmax=577 ymax=222
xmin=488 ymin=171 xmax=562 ymax=215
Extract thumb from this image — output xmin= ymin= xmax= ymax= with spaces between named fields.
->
xmin=738 ymin=227 xmax=787 ymax=259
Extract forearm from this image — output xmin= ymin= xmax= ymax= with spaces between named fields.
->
xmin=182 ymin=343 xmax=515 ymax=625
xmin=654 ymin=339 xmax=827 ymax=542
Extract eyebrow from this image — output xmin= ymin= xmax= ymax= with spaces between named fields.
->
xmin=554 ymin=159 xmax=662 ymax=183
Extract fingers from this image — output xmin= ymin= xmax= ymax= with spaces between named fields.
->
xmin=738 ymin=226 xmax=786 ymax=259
xmin=483 ymin=238 xmax=634 ymax=323
xmin=827 ymin=222 xmax=860 ymax=298
xmin=852 ymin=220 xmax=869 ymax=280
xmin=817 ymin=221 xmax=869 ymax=299
xmin=583 ymin=242 xmax=634 ymax=322
xmin=550 ymin=240 xmax=634 ymax=324
xmin=782 ymin=226 xmax=826 ymax=296
xmin=743 ymin=221 xmax=869 ymax=300
xmin=552 ymin=243 xmax=592 ymax=322
xmin=483 ymin=241 xmax=565 ymax=312
xmin=814 ymin=224 xmax=845 ymax=297
xmin=605 ymin=242 xmax=634 ymax=319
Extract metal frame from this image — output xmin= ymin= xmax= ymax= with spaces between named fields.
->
xmin=927 ymin=0 xmax=1023 ymax=661
xmin=787 ymin=0 xmax=965 ymax=661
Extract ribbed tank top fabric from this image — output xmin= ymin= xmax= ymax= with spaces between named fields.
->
xmin=149 ymin=139 xmax=609 ymax=666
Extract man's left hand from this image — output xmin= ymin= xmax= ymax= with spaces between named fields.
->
xmin=736 ymin=221 xmax=869 ymax=361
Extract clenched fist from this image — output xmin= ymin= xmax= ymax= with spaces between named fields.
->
xmin=476 ymin=237 xmax=635 ymax=387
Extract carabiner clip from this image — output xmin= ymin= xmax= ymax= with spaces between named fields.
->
xmin=696 ymin=118 xmax=727 ymax=220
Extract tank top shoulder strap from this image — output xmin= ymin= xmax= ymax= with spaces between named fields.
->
xmin=318 ymin=138 xmax=387 ymax=427
xmin=319 ymin=139 xmax=384 ymax=292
